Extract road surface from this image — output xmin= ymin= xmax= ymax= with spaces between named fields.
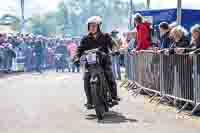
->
xmin=0 ymin=71 xmax=199 ymax=133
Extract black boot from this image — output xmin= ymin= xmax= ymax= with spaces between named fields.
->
xmin=84 ymin=103 xmax=94 ymax=110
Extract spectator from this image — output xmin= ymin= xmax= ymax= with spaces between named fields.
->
xmin=168 ymin=21 xmax=178 ymax=40
xmin=181 ymin=24 xmax=200 ymax=53
xmin=24 ymin=40 xmax=33 ymax=72
xmin=34 ymin=38 xmax=44 ymax=73
xmin=3 ymin=43 xmax=16 ymax=72
xmin=127 ymin=30 xmax=137 ymax=80
xmin=0 ymin=34 xmax=5 ymax=65
xmin=168 ymin=26 xmax=190 ymax=53
xmin=159 ymin=22 xmax=171 ymax=49
xmin=67 ymin=40 xmax=79 ymax=72
xmin=111 ymin=29 xmax=122 ymax=80
xmin=168 ymin=26 xmax=193 ymax=101
xmin=121 ymin=32 xmax=129 ymax=49
xmin=47 ymin=47 xmax=54 ymax=69
xmin=188 ymin=24 xmax=200 ymax=103
xmin=0 ymin=34 xmax=5 ymax=46
xmin=134 ymin=13 xmax=151 ymax=50
xmin=55 ymin=41 xmax=68 ymax=72
xmin=0 ymin=45 xmax=4 ymax=70
xmin=128 ymin=30 xmax=137 ymax=52
xmin=125 ymin=32 xmax=133 ymax=48
xmin=189 ymin=24 xmax=200 ymax=49
xmin=123 ymin=31 xmax=135 ymax=79
xmin=159 ymin=22 xmax=174 ymax=96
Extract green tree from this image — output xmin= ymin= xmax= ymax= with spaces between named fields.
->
xmin=27 ymin=0 xmax=145 ymax=36
xmin=29 ymin=15 xmax=47 ymax=36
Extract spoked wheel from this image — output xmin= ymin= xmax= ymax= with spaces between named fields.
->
xmin=91 ymin=83 xmax=106 ymax=121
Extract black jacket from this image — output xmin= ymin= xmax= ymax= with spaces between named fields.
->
xmin=170 ymin=36 xmax=190 ymax=49
xmin=184 ymin=40 xmax=200 ymax=53
xmin=76 ymin=32 xmax=114 ymax=58
xmin=169 ymin=36 xmax=190 ymax=54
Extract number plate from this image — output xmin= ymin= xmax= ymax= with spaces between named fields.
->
xmin=86 ymin=53 xmax=96 ymax=64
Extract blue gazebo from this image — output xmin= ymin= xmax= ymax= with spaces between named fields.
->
xmin=129 ymin=0 xmax=200 ymax=30
xmin=135 ymin=8 xmax=200 ymax=30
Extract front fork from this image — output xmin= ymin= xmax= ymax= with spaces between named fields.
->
xmin=90 ymin=73 xmax=111 ymax=106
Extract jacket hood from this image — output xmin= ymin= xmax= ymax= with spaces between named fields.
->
xmin=137 ymin=22 xmax=151 ymax=29
xmin=138 ymin=21 xmax=150 ymax=26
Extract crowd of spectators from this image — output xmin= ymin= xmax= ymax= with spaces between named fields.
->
xmin=125 ymin=13 xmax=200 ymax=53
xmin=0 ymin=33 xmax=80 ymax=74
xmin=110 ymin=13 xmax=200 ymax=97
xmin=119 ymin=13 xmax=200 ymax=104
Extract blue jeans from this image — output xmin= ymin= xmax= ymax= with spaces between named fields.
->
xmin=71 ymin=63 xmax=80 ymax=72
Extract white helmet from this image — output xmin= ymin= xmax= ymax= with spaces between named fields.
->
xmin=86 ymin=16 xmax=102 ymax=25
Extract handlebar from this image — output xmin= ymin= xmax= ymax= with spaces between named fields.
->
xmin=83 ymin=48 xmax=124 ymax=56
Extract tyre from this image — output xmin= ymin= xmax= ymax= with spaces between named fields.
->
xmin=91 ymin=83 xmax=105 ymax=121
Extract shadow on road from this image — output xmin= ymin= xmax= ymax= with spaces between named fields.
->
xmin=86 ymin=111 xmax=138 ymax=124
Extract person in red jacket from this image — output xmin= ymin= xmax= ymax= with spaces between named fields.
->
xmin=134 ymin=13 xmax=151 ymax=50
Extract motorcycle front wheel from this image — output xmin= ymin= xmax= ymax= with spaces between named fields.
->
xmin=91 ymin=83 xmax=106 ymax=121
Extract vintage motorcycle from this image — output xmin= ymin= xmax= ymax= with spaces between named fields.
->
xmin=80 ymin=48 xmax=117 ymax=121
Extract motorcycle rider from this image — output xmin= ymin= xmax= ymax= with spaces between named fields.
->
xmin=75 ymin=16 xmax=120 ymax=109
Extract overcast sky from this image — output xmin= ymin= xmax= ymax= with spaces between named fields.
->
xmin=0 ymin=0 xmax=200 ymax=17
xmin=0 ymin=0 xmax=63 ymax=17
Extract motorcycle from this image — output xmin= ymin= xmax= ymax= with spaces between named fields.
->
xmin=80 ymin=48 xmax=117 ymax=122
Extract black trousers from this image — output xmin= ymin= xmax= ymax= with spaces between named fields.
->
xmin=84 ymin=56 xmax=118 ymax=104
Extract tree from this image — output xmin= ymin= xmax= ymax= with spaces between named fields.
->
xmin=27 ymin=0 xmax=145 ymax=36
xmin=29 ymin=15 xmax=47 ymax=36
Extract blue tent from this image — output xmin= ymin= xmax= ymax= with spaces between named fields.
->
xmin=135 ymin=8 xmax=200 ymax=30
xmin=182 ymin=9 xmax=200 ymax=30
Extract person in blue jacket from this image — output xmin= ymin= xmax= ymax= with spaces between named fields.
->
xmin=159 ymin=22 xmax=172 ymax=49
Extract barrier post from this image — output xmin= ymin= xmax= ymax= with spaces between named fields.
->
xmin=192 ymin=54 xmax=200 ymax=114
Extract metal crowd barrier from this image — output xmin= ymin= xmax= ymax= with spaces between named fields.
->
xmin=124 ymin=50 xmax=200 ymax=115
xmin=192 ymin=55 xmax=200 ymax=114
